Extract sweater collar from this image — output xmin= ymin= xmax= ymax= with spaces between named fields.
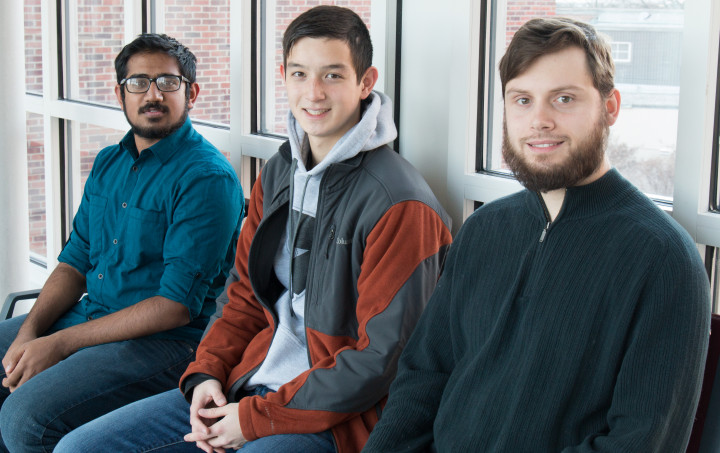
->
xmin=527 ymin=168 xmax=638 ymax=221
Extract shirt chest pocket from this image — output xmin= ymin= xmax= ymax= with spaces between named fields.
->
xmin=124 ymin=206 xmax=167 ymax=266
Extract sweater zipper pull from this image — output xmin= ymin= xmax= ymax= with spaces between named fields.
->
xmin=539 ymin=221 xmax=550 ymax=243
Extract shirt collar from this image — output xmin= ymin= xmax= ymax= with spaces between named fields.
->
xmin=120 ymin=117 xmax=194 ymax=164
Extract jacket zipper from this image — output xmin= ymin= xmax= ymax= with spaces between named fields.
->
xmin=536 ymin=192 xmax=552 ymax=243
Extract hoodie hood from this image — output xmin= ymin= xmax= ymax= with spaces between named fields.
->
xmin=287 ymin=90 xmax=397 ymax=176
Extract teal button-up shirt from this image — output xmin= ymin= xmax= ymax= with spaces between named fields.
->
xmin=57 ymin=118 xmax=244 ymax=343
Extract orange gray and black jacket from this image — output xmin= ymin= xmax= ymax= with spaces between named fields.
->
xmin=180 ymin=103 xmax=452 ymax=452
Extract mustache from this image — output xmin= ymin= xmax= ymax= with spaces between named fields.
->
xmin=138 ymin=102 xmax=169 ymax=114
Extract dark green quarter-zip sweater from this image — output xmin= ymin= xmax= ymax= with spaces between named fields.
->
xmin=364 ymin=169 xmax=711 ymax=453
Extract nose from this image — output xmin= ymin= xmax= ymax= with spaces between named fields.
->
xmin=530 ymin=103 xmax=555 ymax=131
xmin=144 ymin=81 xmax=164 ymax=101
xmin=305 ymin=77 xmax=325 ymax=102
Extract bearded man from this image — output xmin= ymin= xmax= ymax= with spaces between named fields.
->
xmin=0 ymin=34 xmax=243 ymax=453
xmin=364 ymin=17 xmax=710 ymax=453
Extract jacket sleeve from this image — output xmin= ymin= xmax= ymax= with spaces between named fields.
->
xmin=362 ymin=215 xmax=467 ymax=453
xmin=237 ymin=200 xmax=453 ymax=441
xmin=561 ymin=239 xmax=710 ymax=453
xmin=180 ymin=173 xmax=268 ymax=386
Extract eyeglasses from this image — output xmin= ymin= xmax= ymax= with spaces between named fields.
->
xmin=120 ymin=75 xmax=190 ymax=93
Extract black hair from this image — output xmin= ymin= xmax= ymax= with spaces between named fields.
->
xmin=282 ymin=5 xmax=373 ymax=82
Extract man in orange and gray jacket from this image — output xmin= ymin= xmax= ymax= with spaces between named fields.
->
xmin=53 ymin=6 xmax=452 ymax=453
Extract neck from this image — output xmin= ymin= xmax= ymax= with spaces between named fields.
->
xmin=540 ymin=189 xmax=566 ymax=222
xmin=307 ymin=138 xmax=333 ymax=167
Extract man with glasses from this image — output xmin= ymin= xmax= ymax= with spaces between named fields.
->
xmin=0 ymin=34 xmax=243 ymax=452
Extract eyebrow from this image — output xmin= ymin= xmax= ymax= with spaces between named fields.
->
xmin=286 ymin=62 xmax=351 ymax=72
xmin=505 ymin=85 xmax=586 ymax=96
xmin=126 ymin=73 xmax=181 ymax=79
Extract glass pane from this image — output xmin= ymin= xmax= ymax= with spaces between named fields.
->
xmin=25 ymin=0 xmax=43 ymax=94
xmin=69 ymin=123 xmax=126 ymax=196
xmin=259 ymin=0 xmax=382 ymax=137
xmin=159 ymin=0 xmax=231 ymax=125
xmin=68 ymin=0 xmax=125 ymax=105
xmin=27 ymin=112 xmax=46 ymax=258
xmin=486 ymin=0 xmax=682 ymax=200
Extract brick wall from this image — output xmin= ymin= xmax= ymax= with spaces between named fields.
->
xmin=26 ymin=113 xmax=46 ymax=257
xmin=164 ymin=0 xmax=231 ymax=124
xmin=25 ymin=0 xmax=42 ymax=93
xmin=76 ymin=0 xmax=125 ymax=105
xmin=506 ymin=0 xmax=557 ymax=46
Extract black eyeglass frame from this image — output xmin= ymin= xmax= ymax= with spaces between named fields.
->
xmin=119 ymin=75 xmax=191 ymax=93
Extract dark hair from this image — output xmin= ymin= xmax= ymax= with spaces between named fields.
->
xmin=114 ymin=33 xmax=197 ymax=85
xmin=499 ymin=17 xmax=615 ymax=98
xmin=282 ymin=5 xmax=373 ymax=82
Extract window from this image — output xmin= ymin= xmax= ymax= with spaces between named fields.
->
xmin=66 ymin=0 xmax=125 ymax=106
xmin=25 ymin=0 xmax=43 ymax=94
xmin=27 ymin=112 xmax=46 ymax=259
xmin=67 ymin=122 xmax=126 ymax=214
xmin=154 ymin=0 xmax=232 ymax=125
xmin=482 ymin=0 xmax=683 ymax=200
xmin=611 ymin=41 xmax=632 ymax=63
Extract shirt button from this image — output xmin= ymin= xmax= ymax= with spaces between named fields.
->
xmin=87 ymin=315 xmax=93 ymax=321
xmin=122 ymin=202 xmax=127 ymax=208
xmin=132 ymin=165 xmax=138 ymax=172
xmin=113 ymin=239 xmax=118 ymax=245
xmin=98 ymin=273 xmax=103 ymax=280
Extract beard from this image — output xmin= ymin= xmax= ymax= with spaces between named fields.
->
xmin=502 ymin=114 xmax=608 ymax=193
xmin=123 ymin=101 xmax=189 ymax=141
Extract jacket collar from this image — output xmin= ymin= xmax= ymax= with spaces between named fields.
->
xmin=526 ymin=168 xmax=639 ymax=222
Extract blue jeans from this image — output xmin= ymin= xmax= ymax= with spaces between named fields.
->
xmin=0 ymin=315 xmax=197 ymax=453
xmin=55 ymin=386 xmax=337 ymax=452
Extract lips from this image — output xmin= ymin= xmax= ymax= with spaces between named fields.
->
xmin=304 ymin=108 xmax=330 ymax=117
xmin=524 ymin=136 xmax=566 ymax=151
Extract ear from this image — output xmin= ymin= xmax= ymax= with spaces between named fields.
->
xmin=115 ymin=84 xmax=124 ymax=108
xmin=186 ymin=82 xmax=200 ymax=110
xmin=359 ymin=66 xmax=379 ymax=100
xmin=280 ymin=63 xmax=286 ymax=81
xmin=604 ymin=89 xmax=621 ymax=126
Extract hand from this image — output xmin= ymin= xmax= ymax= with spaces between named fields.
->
xmin=184 ymin=403 xmax=246 ymax=452
xmin=2 ymin=334 xmax=70 ymax=391
xmin=187 ymin=379 xmax=229 ymax=452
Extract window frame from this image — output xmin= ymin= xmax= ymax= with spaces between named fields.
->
xmin=443 ymin=0 xmax=720 ymax=249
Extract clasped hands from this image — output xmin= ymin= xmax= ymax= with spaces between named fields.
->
xmin=1 ymin=333 xmax=70 ymax=392
xmin=185 ymin=378 xmax=247 ymax=452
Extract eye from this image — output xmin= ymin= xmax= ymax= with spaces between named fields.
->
xmin=556 ymin=95 xmax=573 ymax=104
xmin=128 ymin=78 xmax=149 ymax=90
xmin=291 ymin=71 xmax=305 ymax=78
xmin=515 ymin=97 xmax=530 ymax=106
xmin=325 ymin=73 xmax=342 ymax=80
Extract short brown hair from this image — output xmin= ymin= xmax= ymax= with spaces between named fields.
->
xmin=499 ymin=17 xmax=615 ymax=98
